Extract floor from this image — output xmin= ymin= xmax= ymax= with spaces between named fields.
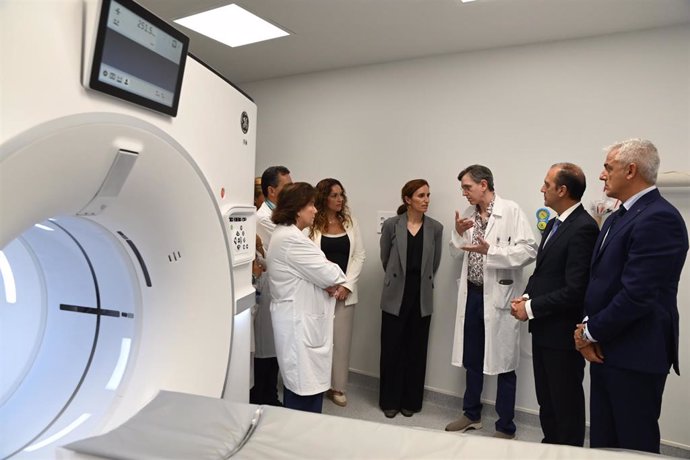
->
xmin=318 ymin=372 xmax=690 ymax=459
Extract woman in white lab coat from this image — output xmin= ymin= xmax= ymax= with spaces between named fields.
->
xmin=267 ymin=182 xmax=347 ymax=413
xmin=309 ymin=178 xmax=366 ymax=407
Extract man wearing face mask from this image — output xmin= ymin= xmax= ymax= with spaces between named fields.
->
xmin=250 ymin=166 xmax=292 ymax=406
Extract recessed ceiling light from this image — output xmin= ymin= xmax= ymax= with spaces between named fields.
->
xmin=460 ymin=0 xmax=478 ymax=3
xmin=175 ymin=4 xmax=289 ymax=48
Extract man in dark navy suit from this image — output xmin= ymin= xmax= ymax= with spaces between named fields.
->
xmin=574 ymin=139 xmax=688 ymax=453
xmin=511 ymin=163 xmax=598 ymax=446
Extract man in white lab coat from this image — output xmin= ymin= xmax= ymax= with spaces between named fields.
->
xmin=256 ymin=166 xmax=293 ymax=248
xmin=445 ymin=165 xmax=537 ymax=439
xmin=250 ymin=166 xmax=292 ymax=406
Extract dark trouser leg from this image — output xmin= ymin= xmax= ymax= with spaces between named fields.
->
xmin=265 ymin=357 xmax=281 ymax=405
xmin=249 ymin=357 xmax=267 ymax=404
xmin=283 ymin=387 xmax=324 ymax=414
xmin=538 ymin=346 xmax=585 ymax=446
xmin=401 ymin=309 xmax=431 ymax=412
xmin=495 ymin=370 xmax=517 ymax=435
xmin=590 ymin=363 xmax=666 ymax=454
xmin=250 ymin=357 xmax=281 ymax=406
xmin=590 ymin=363 xmax=617 ymax=449
xmin=379 ymin=311 xmax=405 ymax=410
xmin=532 ymin=345 xmax=555 ymax=443
xmin=462 ymin=286 xmax=484 ymax=421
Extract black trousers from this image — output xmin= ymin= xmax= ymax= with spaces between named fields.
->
xmin=532 ymin=344 xmax=585 ymax=446
xmin=590 ymin=362 xmax=667 ymax=453
xmin=249 ymin=357 xmax=281 ymax=406
xmin=379 ymin=304 xmax=431 ymax=412
xmin=283 ymin=387 xmax=323 ymax=414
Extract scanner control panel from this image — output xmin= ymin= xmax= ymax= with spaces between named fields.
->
xmin=223 ymin=205 xmax=256 ymax=267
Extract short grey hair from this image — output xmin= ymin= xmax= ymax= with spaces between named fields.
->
xmin=606 ymin=138 xmax=659 ymax=184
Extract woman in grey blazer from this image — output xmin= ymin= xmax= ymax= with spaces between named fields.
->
xmin=379 ymin=179 xmax=443 ymax=418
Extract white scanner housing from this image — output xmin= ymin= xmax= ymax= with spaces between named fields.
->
xmin=0 ymin=1 xmax=256 ymax=457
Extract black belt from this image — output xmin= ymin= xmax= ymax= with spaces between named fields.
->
xmin=467 ymin=281 xmax=483 ymax=292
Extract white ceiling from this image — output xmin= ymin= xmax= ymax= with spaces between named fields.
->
xmin=137 ymin=0 xmax=690 ymax=85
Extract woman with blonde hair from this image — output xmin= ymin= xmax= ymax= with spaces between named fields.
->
xmin=309 ymin=178 xmax=365 ymax=407
xmin=379 ymin=179 xmax=443 ymax=418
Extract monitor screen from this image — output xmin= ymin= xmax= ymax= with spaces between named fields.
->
xmin=89 ymin=0 xmax=189 ymax=117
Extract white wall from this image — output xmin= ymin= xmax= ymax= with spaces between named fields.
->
xmin=244 ymin=25 xmax=690 ymax=448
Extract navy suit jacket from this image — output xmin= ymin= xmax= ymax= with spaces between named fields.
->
xmin=584 ymin=189 xmax=688 ymax=375
xmin=525 ymin=205 xmax=599 ymax=349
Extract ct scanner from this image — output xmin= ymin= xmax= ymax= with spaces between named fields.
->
xmin=1 ymin=0 xmax=256 ymax=457
xmin=1 ymin=1 xmax=681 ymax=459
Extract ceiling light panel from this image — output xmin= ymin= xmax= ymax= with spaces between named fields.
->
xmin=175 ymin=4 xmax=289 ymax=48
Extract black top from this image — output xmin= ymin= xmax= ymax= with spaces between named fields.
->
xmin=406 ymin=227 xmax=423 ymax=277
xmin=401 ymin=224 xmax=424 ymax=312
xmin=321 ymin=233 xmax=350 ymax=274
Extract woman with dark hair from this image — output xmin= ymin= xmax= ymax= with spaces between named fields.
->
xmin=267 ymin=182 xmax=346 ymax=413
xmin=309 ymin=178 xmax=365 ymax=407
xmin=379 ymin=179 xmax=443 ymax=418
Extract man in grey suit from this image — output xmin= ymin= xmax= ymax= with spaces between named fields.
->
xmin=511 ymin=163 xmax=599 ymax=446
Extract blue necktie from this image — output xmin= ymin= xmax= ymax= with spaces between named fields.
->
xmin=608 ymin=206 xmax=627 ymax=231
xmin=544 ymin=219 xmax=560 ymax=246
xmin=601 ymin=206 xmax=626 ymax=247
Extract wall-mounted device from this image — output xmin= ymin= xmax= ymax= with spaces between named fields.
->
xmin=377 ymin=211 xmax=396 ymax=234
xmin=88 ymin=0 xmax=189 ymax=116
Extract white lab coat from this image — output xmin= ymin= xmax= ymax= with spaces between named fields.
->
xmin=450 ymin=195 xmax=537 ymax=375
xmin=252 ymin=251 xmax=276 ymax=358
xmin=267 ymin=224 xmax=346 ymax=395
xmin=254 ymin=201 xmax=277 ymax=358
xmin=256 ymin=201 xmax=276 ymax=249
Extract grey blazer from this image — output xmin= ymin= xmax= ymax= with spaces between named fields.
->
xmin=379 ymin=213 xmax=444 ymax=317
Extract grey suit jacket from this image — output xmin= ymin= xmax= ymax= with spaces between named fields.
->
xmin=379 ymin=213 xmax=444 ymax=317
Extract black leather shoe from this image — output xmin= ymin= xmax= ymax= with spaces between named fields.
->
xmin=401 ymin=409 xmax=414 ymax=417
xmin=383 ymin=409 xmax=399 ymax=418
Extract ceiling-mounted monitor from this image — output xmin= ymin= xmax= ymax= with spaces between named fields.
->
xmin=89 ymin=0 xmax=189 ymax=117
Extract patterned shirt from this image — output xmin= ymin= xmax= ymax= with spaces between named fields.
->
xmin=467 ymin=197 xmax=494 ymax=286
